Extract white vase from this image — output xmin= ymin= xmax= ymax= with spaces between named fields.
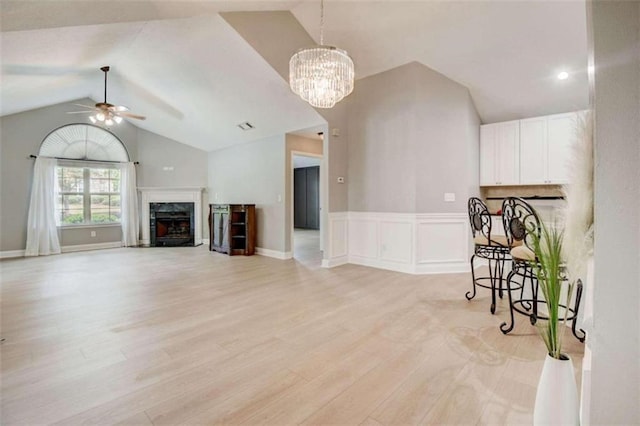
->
xmin=533 ymin=354 xmax=580 ymax=425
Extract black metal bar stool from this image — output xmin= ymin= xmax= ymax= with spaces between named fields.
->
xmin=499 ymin=197 xmax=586 ymax=342
xmin=466 ymin=197 xmax=511 ymax=314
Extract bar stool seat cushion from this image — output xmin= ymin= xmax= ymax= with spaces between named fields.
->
xmin=510 ymin=245 xmax=536 ymax=261
xmin=473 ymin=235 xmax=521 ymax=247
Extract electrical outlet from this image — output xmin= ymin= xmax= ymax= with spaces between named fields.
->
xmin=90 ymin=231 xmax=97 ymax=237
xmin=444 ymin=192 xmax=456 ymax=202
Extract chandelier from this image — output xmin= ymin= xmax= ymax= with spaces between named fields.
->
xmin=289 ymin=0 xmax=354 ymax=109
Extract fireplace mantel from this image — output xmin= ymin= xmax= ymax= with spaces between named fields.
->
xmin=138 ymin=187 xmax=205 ymax=247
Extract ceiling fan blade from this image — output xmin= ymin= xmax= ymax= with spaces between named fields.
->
xmin=66 ymin=111 xmax=94 ymax=114
xmin=118 ymin=112 xmax=146 ymax=120
xmin=73 ymin=103 xmax=97 ymax=109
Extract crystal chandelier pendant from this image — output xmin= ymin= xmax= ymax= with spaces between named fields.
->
xmin=289 ymin=0 xmax=354 ymax=108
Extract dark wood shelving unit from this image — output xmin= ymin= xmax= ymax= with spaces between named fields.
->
xmin=209 ymin=204 xmax=256 ymax=256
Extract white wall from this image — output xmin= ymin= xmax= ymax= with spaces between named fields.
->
xmin=588 ymin=0 xmax=640 ymax=423
xmin=208 ymin=134 xmax=286 ymax=253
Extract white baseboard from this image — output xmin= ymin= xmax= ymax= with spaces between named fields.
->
xmin=321 ymin=255 xmax=348 ymax=268
xmin=61 ymin=241 xmax=123 ymax=253
xmin=256 ymin=247 xmax=292 ymax=260
xmin=0 ymin=249 xmax=26 ymax=259
xmin=1 ymin=241 xmax=123 ymax=259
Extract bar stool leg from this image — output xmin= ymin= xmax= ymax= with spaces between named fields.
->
xmin=489 ymin=258 xmax=497 ymax=314
xmin=500 ymin=268 xmax=517 ymax=334
xmin=572 ymin=280 xmax=587 ymax=342
xmin=466 ymin=254 xmax=477 ymax=301
xmin=530 ymin=268 xmax=538 ymax=325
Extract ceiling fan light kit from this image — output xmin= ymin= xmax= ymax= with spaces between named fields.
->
xmin=68 ymin=66 xmax=145 ymax=125
xmin=289 ymin=0 xmax=354 ymax=109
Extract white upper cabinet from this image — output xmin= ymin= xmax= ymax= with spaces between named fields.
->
xmin=480 ymin=121 xmax=520 ymax=186
xmin=520 ymin=117 xmax=548 ymax=184
xmin=520 ymin=112 xmax=576 ymax=185
xmin=546 ymin=112 xmax=576 ymax=184
xmin=480 ymin=111 xmax=579 ymax=186
xmin=480 ymin=125 xmax=496 ymax=185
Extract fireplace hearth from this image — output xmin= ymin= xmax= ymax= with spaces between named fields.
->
xmin=149 ymin=202 xmax=195 ymax=247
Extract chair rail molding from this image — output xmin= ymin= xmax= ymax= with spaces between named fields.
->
xmin=323 ymin=211 xmax=471 ymax=274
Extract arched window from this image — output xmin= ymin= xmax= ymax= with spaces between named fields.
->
xmin=39 ymin=123 xmax=129 ymax=162
xmin=39 ymin=124 xmax=129 ymax=226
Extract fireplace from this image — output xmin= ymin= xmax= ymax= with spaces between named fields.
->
xmin=138 ymin=187 xmax=204 ymax=247
xmin=149 ymin=202 xmax=195 ymax=247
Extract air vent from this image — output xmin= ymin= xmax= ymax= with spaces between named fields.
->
xmin=237 ymin=122 xmax=254 ymax=131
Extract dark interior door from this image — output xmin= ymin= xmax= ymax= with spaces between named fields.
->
xmin=294 ymin=168 xmax=307 ymax=228
xmin=293 ymin=165 xmax=320 ymax=230
xmin=305 ymin=166 xmax=320 ymax=229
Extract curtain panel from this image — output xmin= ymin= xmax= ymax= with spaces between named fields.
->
xmin=119 ymin=162 xmax=139 ymax=247
xmin=25 ymin=157 xmax=61 ymax=256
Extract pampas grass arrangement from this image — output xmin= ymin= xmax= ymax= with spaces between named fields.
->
xmin=561 ymin=110 xmax=594 ymax=284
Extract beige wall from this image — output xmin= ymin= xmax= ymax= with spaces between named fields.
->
xmin=588 ymin=0 xmax=640 ymax=422
xmin=0 ymin=98 xmax=208 ymax=252
xmin=347 ymin=62 xmax=480 ymax=214
xmin=285 ymin=133 xmax=324 ymax=253
xmin=207 ymin=134 xmax=286 ymax=252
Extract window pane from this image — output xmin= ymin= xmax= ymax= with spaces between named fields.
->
xmin=60 ymin=192 xmax=84 ymax=224
xmin=59 ymin=167 xmax=83 ymax=192
xmin=110 ymin=195 xmax=121 ymax=208
xmin=91 ymin=210 xmax=119 ymax=223
xmin=90 ymin=177 xmax=110 ymax=193
xmin=90 ymin=169 xmax=110 ymax=178
xmin=110 ymin=179 xmax=120 ymax=193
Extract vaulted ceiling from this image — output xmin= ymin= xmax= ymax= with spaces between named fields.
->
xmin=0 ymin=1 xmax=588 ymax=152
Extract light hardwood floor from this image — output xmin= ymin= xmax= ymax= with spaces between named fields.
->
xmin=0 ymin=246 xmax=583 ymax=425
xmin=293 ymin=229 xmax=321 ymax=265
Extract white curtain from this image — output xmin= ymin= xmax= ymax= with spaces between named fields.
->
xmin=119 ymin=162 xmax=139 ymax=247
xmin=25 ymin=157 xmax=61 ymax=256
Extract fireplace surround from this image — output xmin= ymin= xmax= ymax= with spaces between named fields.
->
xmin=139 ymin=187 xmax=204 ymax=247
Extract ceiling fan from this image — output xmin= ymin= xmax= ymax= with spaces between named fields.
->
xmin=68 ymin=66 xmax=146 ymax=125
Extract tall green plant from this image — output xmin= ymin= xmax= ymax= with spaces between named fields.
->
xmin=528 ymin=222 xmax=574 ymax=360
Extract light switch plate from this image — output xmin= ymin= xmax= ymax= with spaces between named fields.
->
xmin=444 ymin=192 xmax=456 ymax=202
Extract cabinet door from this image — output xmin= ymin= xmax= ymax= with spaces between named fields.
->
xmin=480 ymin=125 xmax=497 ymax=185
xmin=520 ymin=117 xmax=548 ymax=184
xmin=496 ymin=121 xmax=520 ymax=185
xmin=547 ymin=112 xmax=575 ymax=184
xmin=212 ymin=212 xmax=229 ymax=249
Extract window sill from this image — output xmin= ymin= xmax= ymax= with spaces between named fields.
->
xmin=58 ymin=223 xmax=121 ymax=230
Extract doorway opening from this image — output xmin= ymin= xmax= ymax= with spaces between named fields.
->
xmin=292 ymin=152 xmax=323 ymax=264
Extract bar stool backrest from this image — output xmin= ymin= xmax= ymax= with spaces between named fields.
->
xmin=468 ymin=197 xmax=492 ymax=242
xmin=501 ymin=197 xmax=541 ymax=251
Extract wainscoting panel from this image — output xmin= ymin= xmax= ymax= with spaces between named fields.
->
xmin=348 ymin=218 xmax=378 ymax=260
xmin=415 ymin=214 xmax=470 ymax=274
xmin=379 ymin=220 xmax=413 ymax=264
xmin=324 ymin=212 xmax=470 ymax=275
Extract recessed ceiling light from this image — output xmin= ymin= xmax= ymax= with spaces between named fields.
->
xmin=557 ymin=71 xmax=569 ymax=80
